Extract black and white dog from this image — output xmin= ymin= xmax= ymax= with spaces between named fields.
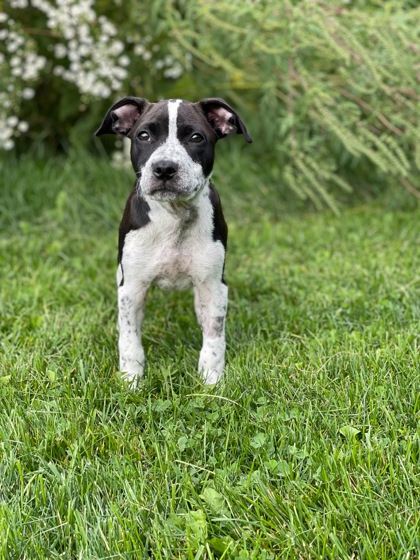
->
xmin=96 ymin=97 xmax=251 ymax=386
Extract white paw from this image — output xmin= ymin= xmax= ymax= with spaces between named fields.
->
xmin=119 ymin=358 xmax=144 ymax=388
xmin=201 ymin=367 xmax=223 ymax=385
xmin=198 ymin=337 xmax=225 ymax=385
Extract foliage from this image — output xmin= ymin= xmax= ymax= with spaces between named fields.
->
xmin=0 ymin=0 xmax=419 ymax=208
xmin=1 ymin=156 xmax=419 ymax=557
xmin=0 ymin=0 xmax=188 ymax=150
xmin=165 ymin=0 xmax=420 ymax=210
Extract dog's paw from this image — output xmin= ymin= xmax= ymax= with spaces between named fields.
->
xmin=198 ymin=337 xmax=225 ymax=384
xmin=120 ymin=370 xmax=143 ymax=389
xmin=201 ymin=368 xmax=223 ymax=385
xmin=119 ymin=358 xmax=144 ymax=389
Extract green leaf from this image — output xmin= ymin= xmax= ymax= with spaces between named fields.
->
xmin=153 ymin=399 xmax=172 ymax=412
xmin=339 ymin=425 xmax=361 ymax=439
xmin=200 ymin=488 xmax=228 ymax=515
xmin=177 ymin=436 xmax=188 ymax=452
xmin=46 ymin=369 xmax=57 ymax=382
xmin=165 ymin=513 xmax=184 ymax=530
xmin=208 ymin=536 xmax=235 ymax=555
xmin=250 ymin=432 xmax=267 ymax=449
xmin=186 ymin=510 xmax=207 ymax=544
xmin=264 ymin=459 xmax=278 ymax=471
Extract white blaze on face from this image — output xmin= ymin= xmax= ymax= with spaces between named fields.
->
xmin=140 ymin=99 xmax=209 ymax=200
xmin=168 ymin=98 xmax=182 ymax=142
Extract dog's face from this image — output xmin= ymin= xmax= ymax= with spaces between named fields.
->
xmin=130 ymin=99 xmax=216 ymax=202
xmin=96 ymin=97 xmax=252 ymax=202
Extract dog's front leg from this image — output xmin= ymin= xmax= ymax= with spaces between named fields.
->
xmin=194 ymin=281 xmax=228 ymax=385
xmin=118 ymin=285 xmax=148 ymax=386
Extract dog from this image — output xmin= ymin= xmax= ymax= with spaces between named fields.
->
xmin=96 ymin=97 xmax=252 ymax=386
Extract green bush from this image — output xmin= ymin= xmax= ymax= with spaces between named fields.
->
xmin=165 ymin=0 xmax=420 ymax=210
xmin=1 ymin=0 xmax=419 ymax=209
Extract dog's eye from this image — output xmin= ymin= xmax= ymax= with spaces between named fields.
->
xmin=138 ymin=131 xmax=150 ymax=141
xmin=190 ymin=133 xmax=204 ymax=143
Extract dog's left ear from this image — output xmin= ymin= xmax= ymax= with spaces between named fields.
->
xmin=199 ymin=98 xmax=252 ymax=143
xmin=95 ymin=97 xmax=149 ymax=136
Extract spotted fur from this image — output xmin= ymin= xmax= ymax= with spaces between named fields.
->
xmin=96 ymin=97 xmax=251 ymax=386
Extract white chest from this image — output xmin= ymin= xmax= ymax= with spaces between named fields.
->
xmin=119 ymin=190 xmax=225 ymax=291
xmin=151 ymin=241 xmax=196 ymax=290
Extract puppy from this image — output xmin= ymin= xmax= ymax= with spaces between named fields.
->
xmin=96 ymin=97 xmax=251 ymax=385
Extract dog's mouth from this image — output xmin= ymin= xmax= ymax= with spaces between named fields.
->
xmin=139 ymin=171 xmax=206 ymax=202
xmin=150 ymin=184 xmax=179 ymax=196
xmin=148 ymin=181 xmax=190 ymax=201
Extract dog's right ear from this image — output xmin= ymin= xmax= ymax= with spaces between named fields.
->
xmin=95 ymin=97 xmax=149 ymax=136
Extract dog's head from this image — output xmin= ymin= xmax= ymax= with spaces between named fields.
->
xmin=96 ymin=97 xmax=252 ymax=202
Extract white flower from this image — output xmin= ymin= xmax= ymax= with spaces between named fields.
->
xmin=112 ymin=150 xmax=124 ymax=164
xmin=54 ymin=44 xmax=67 ymax=58
xmin=7 ymin=41 xmax=19 ymax=53
xmin=110 ymin=40 xmax=124 ymax=56
xmin=7 ymin=116 xmax=19 ymax=127
xmin=63 ymin=27 xmax=76 ymax=40
xmin=78 ymin=23 xmax=90 ymax=39
xmin=133 ymin=44 xmax=145 ymax=56
xmin=3 ymin=139 xmax=15 ymax=150
xmin=10 ymin=55 xmax=21 ymax=67
xmin=0 ymin=124 xmax=13 ymax=140
xmin=36 ymin=55 xmax=47 ymax=69
xmin=78 ymin=44 xmax=91 ymax=57
xmin=100 ymin=19 xmax=117 ymax=36
xmin=100 ymin=86 xmax=111 ymax=98
xmin=0 ymin=12 xmax=8 ymax=23
xmin=22 ymin=87 xmax=35 ymax=99
xmin=112 ymin=66 xmax=127 ymax=80
xmin=17 ymin=121 xmax=29 ymax=132
xmin=9 ymin=0 xmax=29 ymax=7
xmin=68 ymin=49 xmax=81 ymax=62
xmin=53 ymin=65 xmax=65 ymax=76
xmin=164 ymin=62 xmax=184 ymax=80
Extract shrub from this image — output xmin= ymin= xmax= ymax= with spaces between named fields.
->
xmin=165 ymin=0 xmax=420 ymax=209
xmin=0 ymin=0 xmax=187 ymax=151
xmin=1 ymin=0 xmax=419 ymax=209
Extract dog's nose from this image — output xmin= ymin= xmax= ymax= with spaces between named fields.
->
xmin=152 ymin=160 xmax=178 ymax=181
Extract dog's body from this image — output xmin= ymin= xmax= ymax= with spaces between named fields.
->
xmin=96 ymin=97 xmax=251 ymax=385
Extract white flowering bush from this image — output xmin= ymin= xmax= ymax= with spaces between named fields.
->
xmin=0 ymin=10 xmax=43 ymax=149
xmin=0 ymin=0 xmax=188 ymax=152
xmin=2 ymin=0 xmax=418 ymax=207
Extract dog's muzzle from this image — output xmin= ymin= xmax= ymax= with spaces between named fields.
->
xmin=140 ymin=150 xmax=209 ymax=202
xmin=141 ymin=159 xmax=181 ymax=200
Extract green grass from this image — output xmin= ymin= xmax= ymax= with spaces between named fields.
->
xmin=0 ymin=154 xmax=419 ymax=559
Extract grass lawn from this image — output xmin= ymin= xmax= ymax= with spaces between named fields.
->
xmin=0 ymin=154 xmax=419 ymax=559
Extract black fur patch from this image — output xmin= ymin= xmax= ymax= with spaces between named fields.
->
xmin=118 ymin=184 xmax=151 ymax=271
xmin=208 ymin=182 xmax=228 ymax=250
